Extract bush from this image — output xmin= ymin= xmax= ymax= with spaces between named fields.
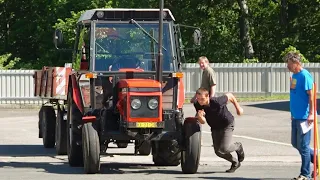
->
xmin=243 ymin=57 xmax=259 ymax=63
xmin=280 ymin=45 xmax=309 ymax=63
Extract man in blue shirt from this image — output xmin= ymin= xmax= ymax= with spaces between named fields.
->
xmin=284 ymin=52 xmax=316 ymax=180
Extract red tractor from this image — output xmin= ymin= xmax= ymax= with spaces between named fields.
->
xmin=34 ymin=6 xmax=202 ymax=174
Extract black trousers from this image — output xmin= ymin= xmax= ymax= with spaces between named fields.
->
xmin=211 ymin=122 xmax=241 ymax=164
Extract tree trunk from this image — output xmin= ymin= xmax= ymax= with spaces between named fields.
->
xmin=3 ymin=0 xmax=9 ymax=53
xmin=280 ymin=0 xmax=288 ymax=33
xmin=237 ymin=0 xmax=254 ymax=59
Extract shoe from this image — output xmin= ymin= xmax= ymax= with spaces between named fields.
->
xmin=236 ymin=142 xmax=245 ymax=162
xmin=226 ymin=162 xmax=241 ymax=173
xmin=311 ymin=169 xmax=318 ymax=178
xmin=291 ymin=175 xmax=308 ymax=180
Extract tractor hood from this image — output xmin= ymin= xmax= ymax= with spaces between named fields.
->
xmin=118 ymin=79 xmax=162 ymax=89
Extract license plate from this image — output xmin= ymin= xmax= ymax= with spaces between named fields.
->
xmin=136 ymin=122 xmax=157 ymax=128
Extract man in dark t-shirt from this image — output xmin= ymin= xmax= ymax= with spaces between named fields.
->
xmin=194 ymin=87 xmax=245 ymax=173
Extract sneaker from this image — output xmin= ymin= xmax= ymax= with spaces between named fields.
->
xmin=236 ymin=142 xmax=245 ymax=162
xmin=226 ymin=162 xmax=241 ymax=173
xmin=291 ymin=175 xmax=308 ymax=180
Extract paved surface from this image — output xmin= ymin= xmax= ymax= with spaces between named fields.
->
xmin=0 ymin=100 xmax=319 ymax=180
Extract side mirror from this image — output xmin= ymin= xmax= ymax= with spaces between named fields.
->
xmin=53 ymin=29 xmax=64 ymax=49
xmin=193 ymin=29 xmax=201 ymax=46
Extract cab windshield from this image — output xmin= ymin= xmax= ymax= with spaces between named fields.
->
xmin=94 ymin=22 xmax=174 ymax=72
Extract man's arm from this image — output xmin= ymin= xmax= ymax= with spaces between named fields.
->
xmin=303 ymin=73 xmax=314 ymax=124
xmin=210 ymin=85 xmax=216 ymax=98
xmin=224 ymin=93 xmax=244 ymax=116
xmin=307 ymin=89 xmax=314 ymax=116
xmin=208 ymin=70 xmax=217 ymax=97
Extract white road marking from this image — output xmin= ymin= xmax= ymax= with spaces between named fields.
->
xmin=202 ymin=131 xmax=292 ymax=147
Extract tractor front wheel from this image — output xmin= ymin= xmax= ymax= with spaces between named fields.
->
xmin=67 ymin=91 xmax=83 ymax=167
xmin=82 ymin=122 xmax=100 ymax=174
xmin=181 ymin=118 xmax=202 ymax=174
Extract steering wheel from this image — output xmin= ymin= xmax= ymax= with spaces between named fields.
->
xmin=110 ymin=57 xmax=141 ymax=71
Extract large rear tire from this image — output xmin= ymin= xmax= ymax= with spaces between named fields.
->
xmin=138 ymin=140 xmax=151 ymax=155
xmin=41 ymin=106 xmax=56 ymax=148
xmin=152 ymin=140 xmax=181 ymax=166
xmin=181 ymin=118 xmax=201 ymax=174
xmin=82 ymin=122 xmax=100 ymax=174
xmin=67 ymin=91 xmax=84 ymax=167
xmin=55 ymin=107 xmax=67 ymax=155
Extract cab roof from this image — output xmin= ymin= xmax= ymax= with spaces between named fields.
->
xmin=77 ymin=8 xmax=175 ymax=23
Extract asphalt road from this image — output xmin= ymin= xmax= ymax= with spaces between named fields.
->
xmin=0 ymin=100 xmax=318 ymax=180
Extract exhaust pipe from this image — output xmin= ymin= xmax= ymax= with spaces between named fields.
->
xmin=156 ymin=0 xmax=164 ymax=83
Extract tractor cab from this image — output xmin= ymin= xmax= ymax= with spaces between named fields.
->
xmin=75 ymin=8 xmax=179 ymax=73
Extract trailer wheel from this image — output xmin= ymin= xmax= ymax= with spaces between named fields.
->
xmin=55 ymin=108 xmax=67 ymax=155
xmin=67 ymin=92 xmax=83 ymax=167
xmin=82 ymin=122 xmax=100 ymax=174
xmin=152 ymin=140 xmax=181 ymax=166
xmin=41 ymin=106 xmax=56 ymax=148
xmin=181 ymin=118 xmax=201 ymax=174
xmin=38 ymin=106 xmax=44 ymax=138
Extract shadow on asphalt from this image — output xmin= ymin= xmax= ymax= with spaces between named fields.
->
xmin=0 ymin=161 xmax=183 ymax=175
xmin=0 ymin=161 xmax=296 ymax=179
xmin=0 ymin=145 xmax=55 ymax=157
xmin=196 ymin=178 xmax=288 ymax=180
xmin=0 ymin=162 xmax=83 ymax=174
xmin=245 ymin=99 xmax=320 ymax=112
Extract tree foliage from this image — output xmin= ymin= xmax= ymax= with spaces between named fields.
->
xmin=0 ymin=53 xmax=20 ymax=70
xmin=1 ymin=0 xmax=320 ymax=69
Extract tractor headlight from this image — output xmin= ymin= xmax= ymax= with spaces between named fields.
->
xmin=131 ymin=99 xmax=141 ymax=110
xmin=148 ymin=98 xmax=158 ymax=110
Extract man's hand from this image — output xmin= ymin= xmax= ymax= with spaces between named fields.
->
xmin=196 ymin=110 xmax=206 ymax=124
xmin=237 ymin=106 xmax=244 ymax=116
xmin=198 ymin=110 xmax=206 ymax=117
xmin=190 ymin=96 xmax=196 ymax=103
xmin=307 ymin=113 xmax=314 ymax=125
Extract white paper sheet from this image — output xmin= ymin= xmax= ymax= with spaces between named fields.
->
xmin=300 ymin=121 xmax=314 ymax=134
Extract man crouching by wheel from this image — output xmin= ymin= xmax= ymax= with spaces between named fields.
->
xmin=194 ymin=87 xmax=245 ymax=173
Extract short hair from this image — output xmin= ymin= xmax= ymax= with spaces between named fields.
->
xmin=198 ymin=56 xmax=209 ymax=63
xmin=196 ymin=87 xmax=209 ymax=96
xmin=283 ymin=52 xmax=302 ymax=63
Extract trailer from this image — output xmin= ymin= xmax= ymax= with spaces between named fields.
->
xmin=34 ymin=5 xmax=203 ymax=174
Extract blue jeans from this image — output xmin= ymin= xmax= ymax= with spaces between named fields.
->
xmin=291 ymin=119 xmax=316 ymax=178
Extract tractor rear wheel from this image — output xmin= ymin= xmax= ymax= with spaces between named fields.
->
xmin=82 ymin=122 xmax=100 ymax=174
xmin=152 ymin=140 xmax=181 ymax=166
xmin=181 ymin=118 xmax=201 ymax=174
